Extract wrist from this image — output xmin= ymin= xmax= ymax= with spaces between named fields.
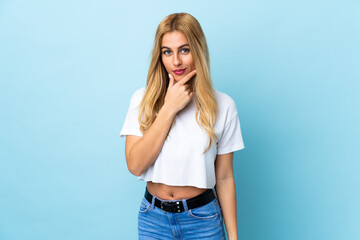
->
xmin=228 ymin=232 xmax=238 ymax=240
xmin=161 ymin=104 xmax=177 ymax=117
xmin=228 ymin=236 xmax=238 ymax=240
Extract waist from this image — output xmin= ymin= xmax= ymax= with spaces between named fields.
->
xmin=144 ymin=186 xmax=216 ymax=213
xmin=146 ymin=181 xmax=210 ymax=200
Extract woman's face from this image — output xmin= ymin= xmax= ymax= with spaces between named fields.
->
xmin=161 ymin=31 xmax=195 ymax=82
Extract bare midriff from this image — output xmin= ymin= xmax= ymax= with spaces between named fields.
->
xmin=146 ymin=181 xmax=209 ymax=200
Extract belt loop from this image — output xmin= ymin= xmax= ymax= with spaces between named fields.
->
xmin=182 ymin=199 xmax=188 ymax=212
xmin=151 ymin=195 xmax=155 ymax=209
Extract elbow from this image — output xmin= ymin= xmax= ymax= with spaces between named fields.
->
xmin=128 ymin=167 xmax=142 ymax=177
xmin=125 ymin=152 xmax=141 ymax=176
xmin=127 ymin=161 xmax=143 ymax=177
xmin=126 ymin=148 xmax=150 ymax=177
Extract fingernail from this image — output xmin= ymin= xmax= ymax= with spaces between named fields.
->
xmin=194 ymin=70 xmax=197 ymax=73
xmin=168 ymin=73 xmax=171 ymax=78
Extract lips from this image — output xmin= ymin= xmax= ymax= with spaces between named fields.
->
xmin=173 ymin=68 xmax=186 ymax=75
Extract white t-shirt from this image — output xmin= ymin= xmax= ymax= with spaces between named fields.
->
xmin=120 ymin=87 xmax=245 ymax=189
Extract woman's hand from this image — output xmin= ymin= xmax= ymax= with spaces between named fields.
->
xmin=164 ymin=70 xmax=196 ymax=114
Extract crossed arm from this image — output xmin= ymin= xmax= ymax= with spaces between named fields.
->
xmin=215 ymin=152 xmax=238 ymax=240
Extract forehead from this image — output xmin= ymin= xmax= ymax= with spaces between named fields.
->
xmin=161 ymin=31 xmax=188 ymax=47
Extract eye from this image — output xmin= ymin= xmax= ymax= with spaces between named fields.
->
xmin=181 ymin=48 xmax=190 ymax=53
xmin=163 ymin=50 xmax=171 ymax=55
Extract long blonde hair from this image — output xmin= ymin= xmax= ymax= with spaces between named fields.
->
xmin=138 ymin=13 xmax=218 ymax=154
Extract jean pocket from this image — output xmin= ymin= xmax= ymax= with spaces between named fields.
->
xmin=139 ymin=197 xmax=151 ymax=213
xmin=188 ymin=199 xmax=219 ymax=220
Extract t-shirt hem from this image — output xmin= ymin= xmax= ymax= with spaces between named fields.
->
xmin=119 ymin=132 xmax=143 ymax=138
xmin=137 ymin=178 xmax=214 ymax=189
xmin=217 ymin=144 xmax=245 ymax=155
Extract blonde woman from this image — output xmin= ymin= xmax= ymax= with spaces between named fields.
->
xmin=120 ymin=12 xmax=245 ymax=240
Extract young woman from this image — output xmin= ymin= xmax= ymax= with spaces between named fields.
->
xmin=120 ymin=12 xmax=245 ymax=240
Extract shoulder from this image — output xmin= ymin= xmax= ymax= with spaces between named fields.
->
xmin=214 ymin=89 xmax=234 ymax=103
xmin=214 ymin=89 xmax=238 ymax=114
xmin=132 ymin=86 xmax=146 ymax=99
xmin=129 ymin=86 xmax=146 ymax=108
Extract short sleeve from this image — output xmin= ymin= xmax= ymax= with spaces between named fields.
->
xmin=216 ymin=100 xmax=245 ymax=155
xmin=119 ymin=88 xmax=145 ymax=139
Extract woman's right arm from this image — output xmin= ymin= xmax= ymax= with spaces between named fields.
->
xmin=125 ymin=70 xmax=196 ymax=176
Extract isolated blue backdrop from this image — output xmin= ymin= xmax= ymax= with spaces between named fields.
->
xmin=0 ymin=0 xmax=359 ymax=239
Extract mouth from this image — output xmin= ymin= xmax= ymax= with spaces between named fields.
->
xmin=173 ymin=68 xmax=186 ymax=75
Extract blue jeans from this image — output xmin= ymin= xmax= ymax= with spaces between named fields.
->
xmin=138 ymin=189 xmax=226 ymax=239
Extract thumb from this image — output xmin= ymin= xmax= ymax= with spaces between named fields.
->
xmin=168 ymin=73 xmax=174 ymax=89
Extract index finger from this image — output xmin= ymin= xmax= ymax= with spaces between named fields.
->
xmin=177 ymin=70 xmax=197 ymax=85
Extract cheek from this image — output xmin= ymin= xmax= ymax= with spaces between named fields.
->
xmin=187 ymin=61 xmax=195 ymax=71
xmin=162 ymin=58 xmax=171 ymax=70
xmin=186 ymin=56 xmax=194 ymax=67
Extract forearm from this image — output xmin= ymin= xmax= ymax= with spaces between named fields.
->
xmin=215 ymin=176 xmax=238 ymax=240
xmin=128 ymin=105 xmax=176 ymax=176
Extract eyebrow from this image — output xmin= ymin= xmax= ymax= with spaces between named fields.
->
xmin=161 ymin=44 xmax=189 ymax=50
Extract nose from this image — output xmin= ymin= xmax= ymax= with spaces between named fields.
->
xmin=173 ymin=53 xmax=182 ymax=66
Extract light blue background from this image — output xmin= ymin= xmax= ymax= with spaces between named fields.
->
xmin=1 ymin=0 xmax=359 ymax=239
